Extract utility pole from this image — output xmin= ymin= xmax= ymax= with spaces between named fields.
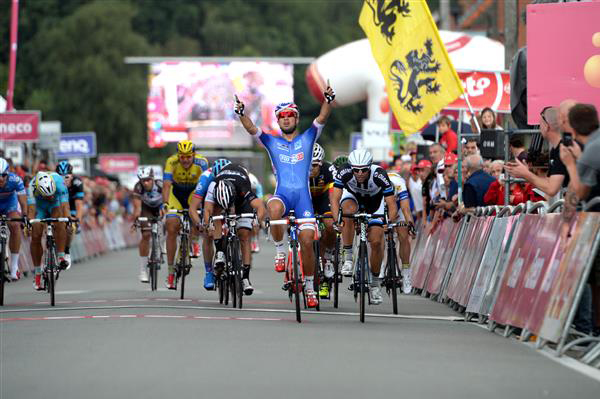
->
xmin=504 ymin=0 xmax=519 ymax=69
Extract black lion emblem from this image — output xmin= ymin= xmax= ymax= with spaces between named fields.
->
xmin=365 ymin=0 xmax=411 ymax=45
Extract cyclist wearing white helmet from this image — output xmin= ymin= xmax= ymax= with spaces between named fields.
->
xmin=309 ymin=143 xmax=337 ymax=298
xmin=200 ymin=163 xmax=266 ymax=295
xmin=27 ymin=171 xmax=71 ymax=290
xmin=330 ymin=149 xmax=399 ymax=305
xmin=234 ymin=81 xmax=335 ymax=308
xmin=132 ymin=166 xmax=164 ymax=283
xmin=0 ymin=157 xmax=28 ymax=280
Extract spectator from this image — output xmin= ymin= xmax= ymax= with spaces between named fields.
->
xmin=471 ymin=107 xmax=502 ymax=133
xmin=392 ymin=155 xmax=403 ymax=171
xmin=509 ymin=135 xmax=527 ymax=162
xmin=505 ymin=106 xmax=568 ymax=199
xmin=463 ymin=154 xmax=495 ymax=208
xmin=437 ymin=116 xmax=458 ymax=153
xmin=558 ymin=98 xmax=577 ymax=135
xmin=408 ymin=164 xmax=423 ymax=221
xmin=484 ymin=160 xmax=527 ymax=205
xmin=463 ymin=138 xmax=479 ymax=157
xmin=428 ymin=143 xmax=446 ymax=201
xmin=419 ymin=159 xmax=434 ymax=221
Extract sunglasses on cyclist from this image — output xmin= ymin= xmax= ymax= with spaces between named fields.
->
xmin=311 ymin=163 xmax=321 ymax=168
xmin=352 ymin=167 xmax=370 ymax=174
xmin=277 ymin=111 xmax=297 ymax=119
xmin=0 ymin=173 xmax=8 ymax=178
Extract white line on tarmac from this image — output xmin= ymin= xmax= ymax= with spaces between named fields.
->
xmin=0 ymin=304 xmax=463 ymax=321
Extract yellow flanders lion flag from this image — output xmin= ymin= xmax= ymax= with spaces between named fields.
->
xmin=359 ymin=0 xmax=464 ymax=133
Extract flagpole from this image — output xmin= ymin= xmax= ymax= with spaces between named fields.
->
xmin=6 ymin=0 xmax=19 ymax=111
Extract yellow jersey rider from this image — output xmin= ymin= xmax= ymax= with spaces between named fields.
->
xmin=162 ymin=140 xmax=209 ymax=289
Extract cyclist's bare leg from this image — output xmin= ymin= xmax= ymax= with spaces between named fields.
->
xmin=299 ymin=228 xmax=315 ymax=277
xmin=267 ymin=199 xmax=285 ymax=243
xmin=52 ymin=206 xmax=67 ymax=253
xmin=367 ymin=226 xmax=384 ymax=275
xmin=165 ymin=217 xmax=181 ymax=266
xmin=396 ymin=226 xmax=410 ymax=265
xmin=201 ymin=231 xmax=213 ymax=264
xmin=341 ymin=200 xmax=357 ymax=247
xmin=139 ymin=228 xmax=150 ymax=257
xmin=30 ymin=222 xmax=45 ymax=267
xmin=321 ymin=218 xmax=335 ymax=252
xmin=7 ymin=210 xmax=21 ymax=253
xmin=238 ymin=228 xmax=252 ymax=265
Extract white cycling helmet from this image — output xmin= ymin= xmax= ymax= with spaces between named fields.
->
xmin=0 ymin=157 xmax=9 ymax=174
xmin=214 ymin=180 xmax=236 ymax=210
xmin=137 ymin=166 xmax=154 ymax=180
xmin=348 ymin=149 xmax=373 ymax=168
xmin=35 ymin=172 xmax=57 ymax=197
xmin=312 ymin=143 xmax=325 ymax=163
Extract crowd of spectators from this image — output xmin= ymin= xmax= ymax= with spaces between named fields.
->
xmin=0 ymin=152 xmax=135 ymax=229
xmin=383 ymin=101 xmax=600 ymax=336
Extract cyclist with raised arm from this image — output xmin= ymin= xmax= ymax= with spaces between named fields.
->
xmin=0 ymin=158 xmax=28 ymax=281
xmin=195 ymin=164 xmax=267 ymax=295
xmin=188 ymin=158 xmax=230 ymax=290
xmin=386 ymin=169 xmax=417 ymax=294
xmin=162 ymin=140 xmax=209 ymax=290
xmin=248 ymin=171 xmax=264 ymax=253
xmin=131 ymin=167 xmax=163 ymax=283
xmin=309 ymin=143 xmax=336 ymax=298
xmin=55 ymin=161 xmax=84 ymax=267
xmin=330 ymin=149 xmax=399 ymax=305
xmin=26 ymin=171 xmax=70 ymax=291
xmin=234 ymin=82 xmax=335 ymax=308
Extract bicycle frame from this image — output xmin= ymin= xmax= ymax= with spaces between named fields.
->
xmin=137 ymin=217 xmax=163 ymax=291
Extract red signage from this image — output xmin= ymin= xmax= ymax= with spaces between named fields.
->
xmin=448 ymin=71 xmax=511 ymax=113
xmin=0 ymin=111 xmax=40 ymax=141
xmin=98 ymin=153 xmax=140 ymax=174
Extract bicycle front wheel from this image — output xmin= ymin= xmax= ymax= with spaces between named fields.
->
xmin=179 ymin=235 xmax=189 ymax=300
xmin=292 ymin=241 xmax=301 ymax=323
xmin=313 ymin=240 xmax=320 ymax=312
xmin=231 ymin=238 xmax=243 ymax=309
xmin=387 ymin=236 xmax=399 ymax=315
xmin=359 ymin=241 xmax=368 ymax=323
xmin=333 ymin=234 xmax=341 ymax=309
xmin=0 ymin=240 xmax=6 ymax=306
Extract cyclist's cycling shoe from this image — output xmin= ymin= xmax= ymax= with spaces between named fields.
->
xmin=323 ymin=259 xmax=335 ymax=279
xmin=341 ymin=260 xmax=354 ymax=276
xmin=242 ymin=278 xmax=254 ymax=295
xmin=139 ymin=269 xmax=149 ymax=283
xmin=369 ymin=286 xmax=383 ymax=305
xmin=306 ymin=289 xmax=319 ymax=308
xmin=58 ymin=256 xmax=70 ymax=271
xmin=33 ymin=274 xmax=44 ymax=291
xmin=251 ymin=240 xmax=260 ymax=253
xmin=274 ymin=253 xmax=286 ymax=273
xmin=64 ymin=254 xmax=72 ymax=270
xmin=402 ymin=269 xmax=412 ymax=294
xmin=214 ymin=251 xmax=226 ymax=270
xmin=191 ymin=242 xmax=201 ymax=258
xmin=204 ymin=272 xmax=215 ymax=290
xmin=319 ymin=282 xmax=330 ymax=298
xmin=166 ymin=273 xmax=177 ymax=290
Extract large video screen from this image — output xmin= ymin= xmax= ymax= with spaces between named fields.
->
xmin=147 ymin=61 xmax=294 ymax=148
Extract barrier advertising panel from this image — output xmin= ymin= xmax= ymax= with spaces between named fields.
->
xmin=466 ymin=217 xmax=511 ymax=314
xmin=490 ymin=215 xmax=541 ymax=327
xmin=0 ymin=111 xmax=40 ymax=141
xmin=412 ymin=227 xmax=440 ymax=290
xmin=539 ymin=213 xmax=600 ymax=343
xmin=426 ymin=219 xmax=461 ymax=295
xmin=446 ymin=217 xmax=482 ymax=302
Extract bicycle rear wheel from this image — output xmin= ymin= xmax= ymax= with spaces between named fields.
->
xmin=231 ymin=238 xmax=243 ymax=309
xmin=150 ymin=232 xmax=159 ymax=291
xmin=359 ymin=241 xmax=368 ymax=323
xmin=292 ymin=241 xmax=301 ymax=323
xmin=313 ymin=240 xmax=320 ymax=311
xmin=179 ymin=235 xmax=189 ymax=300
xmin=387 ymin=235 xmax=399 ymax=315
xmin=333 ymin=234 xmax=341 ymax=309
xmin=0 ymin=240 xmax=6 ymax=306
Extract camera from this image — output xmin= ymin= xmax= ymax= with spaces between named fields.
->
xmin=563 ymin=132 xmax=573 ymax=147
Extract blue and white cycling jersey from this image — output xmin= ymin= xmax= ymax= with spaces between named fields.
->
xmin=193 ymin=169 xmax=214 ymax=200
xmin=0 ymin=173 xmax=26 ymax=214
xmin=258 ymin=120 xmax=323 ymax=219
xmin=27 ymin=173 xmax=70 ymax=218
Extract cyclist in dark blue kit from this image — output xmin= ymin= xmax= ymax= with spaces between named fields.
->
xmin=234 ymin=83 xmax=335 ymax=308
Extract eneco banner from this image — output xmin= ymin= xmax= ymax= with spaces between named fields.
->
xmin=0 ymin=111 xmax=41 ymax=141
xmin=98 ymin=153 xmax=139 ymax=174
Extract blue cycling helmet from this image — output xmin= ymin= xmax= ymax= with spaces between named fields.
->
xmin=274 ymin=102 xmax=299 ymax=118
xmin=212 ymin=158 xmax=231 ymax=177
xmin=56 ymin=160 xmax=73 ymax=176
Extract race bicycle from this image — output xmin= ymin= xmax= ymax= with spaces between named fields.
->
xmin=0 ymin=215 xmax=25 ymax=306
xmin=382 ymin=215 xmax=409 ymax=315
xmin=136 ymin=216 xmax=164 ymax=291
xmin=270 ymin=210 xmax=316 ymax=323
xmin=168 ymin=209 xmax=198 ymax=300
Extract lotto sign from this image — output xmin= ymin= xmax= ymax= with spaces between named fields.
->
xmin=57 ymin=133 xmax=97 ymax=158
xmin=447 ymin=71 xmax=510 ymax=112
xmin=0 ymin=111 xmax=40 ymax=141
xmin=99 ymin=153 xmax=139 ymax=174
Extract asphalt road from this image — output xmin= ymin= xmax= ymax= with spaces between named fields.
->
xmin=1 ymin=236 xmax=599 ymax=399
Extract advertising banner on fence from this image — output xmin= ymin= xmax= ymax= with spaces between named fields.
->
xmin=99 ymin=153 xmax=140 ymax=174
xmin=540 ymin=213 xmax=600 ymax=343
xmin=426 ymin=220 xmax=457 ymax=295
xmin=0 ymin=111 xmax=40 ymax=141
xmin=57 ymin=133 xmax=97 ymax=158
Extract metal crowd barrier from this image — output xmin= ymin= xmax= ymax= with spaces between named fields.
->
xmin=409 ymin=199 xmax=600 ymax=368
xmin=18 ymin=218 xmax=139 ymax=272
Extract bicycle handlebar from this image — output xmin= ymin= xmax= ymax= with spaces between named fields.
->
xmin=30 ymin=218 xmax=71 ymax=223
xmin=167 ymin=209 xmax=201 ymax=214
xmin=0 ymin=216 xmax=26 ymax=223
xmin=211 ymin=213 xmax=256 ymax=221
xmin=269 ymin=217 xmax=316 ymax=226
xmin=137 ymin=217 xmax=161 ymax=223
